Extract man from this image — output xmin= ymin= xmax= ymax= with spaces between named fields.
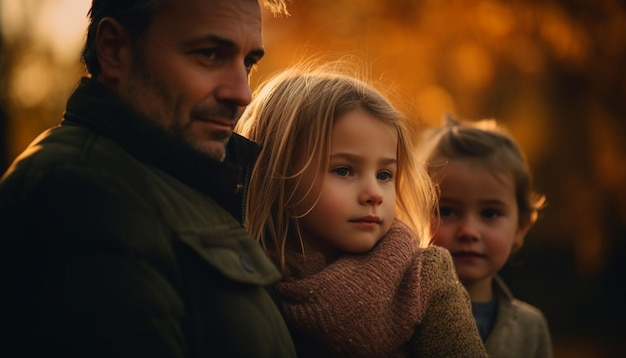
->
xmin=0 ymin=0 xmax=296 ymax=357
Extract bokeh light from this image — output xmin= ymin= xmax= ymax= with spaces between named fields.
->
xmin=1 ymin=1 xmax=625 ymax=357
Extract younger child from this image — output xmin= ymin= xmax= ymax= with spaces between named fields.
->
xmin=236 ymin=67 xmax=487 ymax=357
xmin=418 ymin=114 xmax=553 ymax=358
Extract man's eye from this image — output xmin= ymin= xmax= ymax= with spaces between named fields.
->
xmin=244 ymin=58 xmax=258 ymax=73
xmin=197 ymin=49 xmax=218 ymax=60
xmin=332 ymin=167 xmax=351 ymax=177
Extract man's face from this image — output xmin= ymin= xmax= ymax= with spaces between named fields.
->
xmin=118 ymin=0 xmax=263 ymax=161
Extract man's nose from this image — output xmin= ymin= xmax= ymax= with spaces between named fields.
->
xmin=214 ymin=62 xmax=253 ymax=107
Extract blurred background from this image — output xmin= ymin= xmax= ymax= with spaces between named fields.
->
xmin=1 ymin=0 xmax=624 ymax=356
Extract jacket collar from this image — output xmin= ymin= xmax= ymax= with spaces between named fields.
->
xmin=493 ymin=274 xmax=515 ymax=302
xmin=62 ymin=77 xmax=259 ymax=217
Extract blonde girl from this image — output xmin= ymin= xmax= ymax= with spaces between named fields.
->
xmin=236 ymin=65 xmax=487 ymax=357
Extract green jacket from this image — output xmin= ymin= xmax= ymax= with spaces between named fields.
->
xmin=485 ymin=276 xmax=553 ymax=358
xmin=0 ymin=78 xmax=296 ymax=357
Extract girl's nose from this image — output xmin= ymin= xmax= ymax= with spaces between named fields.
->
xmin=359 ymin=179 xmax=383 ymax=206
xmin=456 ymin=216 xmax=480 ymax=241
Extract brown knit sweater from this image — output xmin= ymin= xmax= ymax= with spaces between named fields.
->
xmin=275 ymin=221 xmax=487 ymax=358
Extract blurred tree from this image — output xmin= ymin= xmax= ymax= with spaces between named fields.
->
xmin=0 ymin=0 xmax=86 ymax=171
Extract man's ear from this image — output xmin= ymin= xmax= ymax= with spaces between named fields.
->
xmin=94 ymin=17 xmax=133 ymax=87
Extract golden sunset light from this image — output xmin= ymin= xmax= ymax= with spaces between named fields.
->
xmin=1 ymin=1 xmax=625 ymax=357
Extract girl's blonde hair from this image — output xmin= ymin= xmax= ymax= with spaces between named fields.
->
xmin=418 ymin=114 xmax=546 ymax=231
xmin=236 ymin=64 xmax=436 ymax=271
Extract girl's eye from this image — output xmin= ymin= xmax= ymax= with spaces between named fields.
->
xmin=332 ymin=167 xmax=351 ymax=177
xmin=482 ymin=209 xmax=501 ymax=219
xmin=439 ymin=207 xmax=455 ymax=217
xmin=377 ymin=171 xmax=393 ymax=181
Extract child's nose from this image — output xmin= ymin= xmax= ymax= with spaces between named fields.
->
xmin=359 ymin=179 xmax=383 ymax=206
xmin=456 ymin=216 xmax=480 ymax=241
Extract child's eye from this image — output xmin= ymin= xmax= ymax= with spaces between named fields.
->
xmin=482 ymin=209 xmax=501 ymax=219
xmin=377 ymin=171 xmax=393 ymax=181
xmin=332 ymin=167 xmax=351 ymax=177
xmin=439 ymin=206 xmax=455 ymax=217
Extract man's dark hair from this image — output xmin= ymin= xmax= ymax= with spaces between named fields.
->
xmin=82 ymin=0 xmax=166 ymax=77
xmin=82 ymin=0 xmax=290 ymax=77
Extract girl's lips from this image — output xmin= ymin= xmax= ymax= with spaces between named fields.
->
xmin=349 ymin=216 xmax=382 ymax=230
xmin=452 ymin=251 xmax=484 ymax=258
xmin=350 ymin=216 xmax=381 ymax=223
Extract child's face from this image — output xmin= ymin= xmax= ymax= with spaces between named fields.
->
xmin=294 ymin=109 xmax=398 ymax=259
xmin=432 ymin=160 xmax=527 ymax=286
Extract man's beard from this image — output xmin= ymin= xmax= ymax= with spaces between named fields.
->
xmin=124 ymin=50 xmax=239 ymax=161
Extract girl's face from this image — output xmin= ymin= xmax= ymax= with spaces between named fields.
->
xmin=432 ymin=160 xmax=528 ymax=287
xmin=294 ymin=109 xmax=398 ymax=259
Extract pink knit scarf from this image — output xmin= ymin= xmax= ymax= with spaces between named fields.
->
xmin=276 ymin=221 xmax=428 ymax=357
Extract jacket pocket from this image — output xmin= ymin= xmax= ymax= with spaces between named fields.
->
xmin=177 ymin=226 xmax=281 ymax=286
